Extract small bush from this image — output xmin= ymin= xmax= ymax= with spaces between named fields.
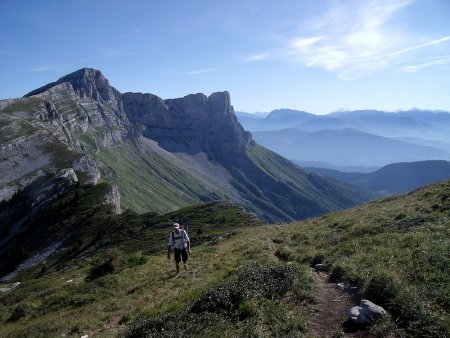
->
xmin=125 ymin=254 xmax=148 ymax=268
xmin=190 ymin=263 xmax=298 ymax=315
xmin=364 ymin=274 xmax=400 ymax=307
xmin=238 ymin=301 xmax=257 ymax=320
xmin=274 ymin=245 xmax=295 ymax=261
xmin=86 ymin=248 xmax=123 ymax=280
xmin=8 ymin=303 xmax=32 ymax=322
xmin=86 ymin=259 xmax=119 ymax=280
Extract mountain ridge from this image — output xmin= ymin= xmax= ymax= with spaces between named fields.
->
xmin=1 ymin=67 xmax=370 ymax=226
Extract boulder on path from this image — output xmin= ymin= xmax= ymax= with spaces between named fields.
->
xmin=348 ymin=299 xmax=387 ymax=324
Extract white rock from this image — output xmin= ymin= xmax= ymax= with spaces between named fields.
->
xmin=348 ymin=299 xmax=387 ymax=324
xmin=336 ymin=283 xmax=345 ymax=290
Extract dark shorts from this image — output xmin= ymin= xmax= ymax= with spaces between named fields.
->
xmin=174 ymin=248 xmax=188 ymax=263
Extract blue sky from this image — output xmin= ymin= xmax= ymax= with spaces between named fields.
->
xmin=0 ymin=0 xmax=449 ymax=114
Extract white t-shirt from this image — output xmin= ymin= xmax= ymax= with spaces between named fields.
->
xmin=168 ymin=229 xmax=189 ymax=250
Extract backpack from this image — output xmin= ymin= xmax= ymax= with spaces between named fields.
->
xmin=171 ymin=229 xmax=188 ymax=250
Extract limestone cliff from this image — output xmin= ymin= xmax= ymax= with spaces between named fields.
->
xmin=122 ymin=91 xmax=252 ymax=159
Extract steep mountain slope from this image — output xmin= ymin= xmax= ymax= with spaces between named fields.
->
xmin=306 ymin=160 xmax=450 ymax=194
xmin=252 ymin=128 xmax=448 ymax=167
xmin=0 ymin=68 xmax=370 ymax=227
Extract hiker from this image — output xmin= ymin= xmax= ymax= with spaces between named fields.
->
xmin=167 ymin=223 xmax=191 ymax=274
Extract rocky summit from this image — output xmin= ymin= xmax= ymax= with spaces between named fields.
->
xmin=0 ymin=67 xmax=372 ymax=235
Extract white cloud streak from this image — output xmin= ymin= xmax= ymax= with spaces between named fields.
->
xmin=401 ymin=55 xmax=450 ymax=72
xmin=243 ymin=52 xmax=271 ymax=62
xmin=28 ymin=66 xmax=53 ymax=72
xmin=281 ymin=0 xmax=450 ymax=79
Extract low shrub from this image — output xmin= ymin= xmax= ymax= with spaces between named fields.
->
xmin=8 ymin=303 xmax=31 ymax=322
xmin=274 ymin=245 xmax=295 ymax=261
xmin=86 ymin=248 xmax=122 ymax=280
xmin=190 ymin=263 xmax=298 ymax=315
xmin=125 ymin=254 xmax=148 ymax=268
xmin=126 ymin=263 xmax=305 ymax=337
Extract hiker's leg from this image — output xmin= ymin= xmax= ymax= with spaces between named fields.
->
xmin=182 ymin=249 xmax=188 ymax=270
xmin=174 ymin=249 xmax=181 ymax=274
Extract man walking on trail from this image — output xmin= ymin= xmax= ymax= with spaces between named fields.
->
xmin=168 ymin=223 xmax=191 ymax=274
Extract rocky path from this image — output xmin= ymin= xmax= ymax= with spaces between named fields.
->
xmin=309 ymin=271 xmax=364 ymax=338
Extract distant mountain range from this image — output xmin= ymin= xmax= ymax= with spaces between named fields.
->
xmin=236 ymin=108 xmax=450 ymax=168
xmin=252 ymin=128 xmax=447 ymax=167
xmin=236 ymin=109 xmax=315 ymax=131
xmin=305 ymin=160 xmax=450 ymax=195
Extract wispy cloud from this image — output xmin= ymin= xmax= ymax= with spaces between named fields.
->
xmin=28 ymin=66 xmax=53 ymax=72
xmin=279 ymin=0 xmax=450 ymax=79
xmin=243 ymin=52 xmax=271 ymax=62
xmin=184 ymin=67 xmax=217 ymax=75
xmin=401 ymin=55 xmax=450 ymax=72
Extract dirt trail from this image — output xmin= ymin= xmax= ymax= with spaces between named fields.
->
xmin=309 ymin=271 xmax=365 ymax=338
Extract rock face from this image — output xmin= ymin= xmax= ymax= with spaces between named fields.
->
xmin=72 ymin=155 xmax=100 ymax=185
xmin=25 ymin=68 xmax=122 ymax=111
xmin=103 ymin=185 xmax=121 ymax=214
xmin=23 ymin=68 xmax=250 ymax=160
xmin=122 ymin=91 xmax=252 ymax=159
xmin=348 ymin=299 xmax=387 ymax=325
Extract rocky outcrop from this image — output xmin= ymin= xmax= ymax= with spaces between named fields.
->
xmin=25 ymin=68 xmax=122 ymax=110
xmin=24 ymin=69 xmax=132 ymax=151
xmin=103 ymin=185 xmax=121 ymax=214
xmin=72 ymin=155 xmax=100 ymax=185
xmin=33 ymin=169 xmax=78 ymax=208
xmin=103 ymin=185 xmax=122 ymax=214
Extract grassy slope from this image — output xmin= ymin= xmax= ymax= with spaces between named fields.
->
xmin=92 ymin=142 xmax=216 ymax=213
xmin=224 ymin=144 xmax=373 ymax=222
xmin=84 ymin=140 xmax=373 ymax=222
xmin=1 ymin=180 xmax=448 ymax=337
xmin=268 ymin=179 xmax=450 ymax=336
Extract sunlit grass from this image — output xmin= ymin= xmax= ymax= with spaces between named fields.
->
xmin=1 ymin=180 xmax=448 ymax=337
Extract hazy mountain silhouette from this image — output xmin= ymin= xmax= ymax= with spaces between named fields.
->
xmin=252 ymin=128 xmax=448 ymax=167
xmin=306 ymin=160 xmax=450 ymax=194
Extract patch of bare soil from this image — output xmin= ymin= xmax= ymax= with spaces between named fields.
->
xmin=309 ymin=271 xmax=366 ymax=338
